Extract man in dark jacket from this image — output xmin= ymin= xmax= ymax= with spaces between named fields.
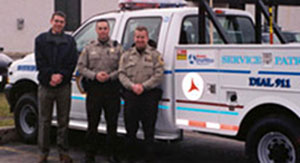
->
xmin=35 ymin=11 xmax=78 ymax=163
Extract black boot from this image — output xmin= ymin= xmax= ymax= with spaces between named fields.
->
xmin=84 ymin=153 xmax=95 ymax=163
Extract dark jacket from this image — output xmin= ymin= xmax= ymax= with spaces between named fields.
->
xmin=35 ymin=29 xmax=78 ymax=88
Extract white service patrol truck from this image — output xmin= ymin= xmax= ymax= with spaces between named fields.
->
xmin=4 ymin=2 xmax=300 ymax=163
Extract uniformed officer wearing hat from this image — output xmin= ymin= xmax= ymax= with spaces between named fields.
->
xmin=77 ymin=19 xmax=123 ymax=163
xmin=118 ymin=26 xmax=164 ymax=162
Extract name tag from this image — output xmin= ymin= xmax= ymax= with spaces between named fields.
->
xmin=145 ymin=56 xmax=152 ymax=62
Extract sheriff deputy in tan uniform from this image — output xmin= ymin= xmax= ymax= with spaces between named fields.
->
xmin=77 ymin=19 xmax=122 ymax=163
xmin=118 ymin=26 xmax=164 ymax=162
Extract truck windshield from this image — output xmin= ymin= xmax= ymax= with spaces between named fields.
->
xmin=180 ymin=15 xmax=255 ymax=44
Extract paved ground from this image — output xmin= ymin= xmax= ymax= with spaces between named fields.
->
xmin=0 ymin=130 xmax=248 ymax=163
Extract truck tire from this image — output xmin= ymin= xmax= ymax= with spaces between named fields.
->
xmin=14 ymin=93 xmax=38 ymax=143
xmin=246 ymin=116 xmax=300 ymax=163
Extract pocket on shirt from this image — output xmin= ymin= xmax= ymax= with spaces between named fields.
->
xmin=125 ymin=62 xmax=136 ymax=77
xmin=89 ymin=54 xmax=101 ymax=67
xmin=143 ymin=61 xmax=154 ymax=76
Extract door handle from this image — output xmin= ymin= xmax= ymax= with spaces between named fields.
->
xmin=208 ymin=84 xmax=216 ymax=94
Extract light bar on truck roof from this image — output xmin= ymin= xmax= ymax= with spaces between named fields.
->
xmin=119 ymin=0 xmax=187 ymax=10
xmin=214 ymin=9 xmax=225 ymax=14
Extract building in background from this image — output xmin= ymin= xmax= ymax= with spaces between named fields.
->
xmin=0 ymin=0 xmax=300 ymax=53
xmin=0 ymin=0 xmax=118 ymax=53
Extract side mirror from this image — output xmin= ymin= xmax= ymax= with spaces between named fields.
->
xmin=0 ymin=47 xmax=3 ymax=52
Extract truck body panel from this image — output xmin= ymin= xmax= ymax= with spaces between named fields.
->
xmin=6 ymin=6 xmax=300 ymax=142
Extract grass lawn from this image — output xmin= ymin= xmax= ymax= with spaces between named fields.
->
xmin=0 ymin=93 xmax=14 ymax=126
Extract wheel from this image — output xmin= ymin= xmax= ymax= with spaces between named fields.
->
xmin=14 ymin=93 xmax=38 ymax=143
xmin=246 ymin=115 xmax=300 ymax=163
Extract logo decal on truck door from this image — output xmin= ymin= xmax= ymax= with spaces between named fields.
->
xmin=188 ymin=54 xmax=214 ymax=65
xmin=182 ymin=73 xmax=204 ymax=100
xmin=177 ymin=49 xmax=187 ymax=60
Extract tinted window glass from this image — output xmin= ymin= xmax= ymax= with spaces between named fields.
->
xmin=122 ymin=17 xmax=162 ymax=50
xmin=295 ymin=33 xmax=300 ymax=42
xmin=180 ymin=16 xmax=224 ymax=44
xmin=218 ymin=16 xmax=255 ymax=44
xmin=180 ymin=15 xmax=255 ymax=44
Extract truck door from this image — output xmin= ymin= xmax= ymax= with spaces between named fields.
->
xmin=174 ymin=46 xmax=222 ymax=133
xmin=174 ymin=15 xmax=221 ymax=134
xmin=174 ymin=13 xmax=255 ymax=135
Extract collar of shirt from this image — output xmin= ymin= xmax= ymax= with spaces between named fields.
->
xmin=46 ymin=29 xmax=67 ymax=44
xmin=132 ymin=45 xmax=151 ymax=56
xmin=49 ymin=28 xmax=64 ymax=36
xmin=95 ymin=38 xmax=112 ymax=47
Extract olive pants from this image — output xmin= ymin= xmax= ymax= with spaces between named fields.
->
xmin=38 ymin=84 xmax=71 ymax=156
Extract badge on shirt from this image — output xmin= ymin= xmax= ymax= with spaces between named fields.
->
xmin=90 ymin=51 xmax=97 ymax=56
xmin=110 ymin=48 xmax=115 ymax=53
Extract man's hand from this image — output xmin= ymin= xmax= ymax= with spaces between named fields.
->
xmin=132 ymin=84 xmax=144 ymax=95
xmin=96 ymin=71 xmax=109 ymax=82
xmin=50 ymin=74 xmax=63 ymax=86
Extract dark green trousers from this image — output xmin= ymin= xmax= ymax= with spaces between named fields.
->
xmin=38 ymin=84 xmax=71 ymax=156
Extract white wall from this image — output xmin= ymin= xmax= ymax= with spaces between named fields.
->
xmin=246 ymin=5 xmax=300 ymax=32
xmin=0 ymin=0 xmax=54 ymax=53
xmin=0 ymin=0 xmax=119 ymax=53
xmin=278 ymin=6 xmax=300 ymax=31
xmin=82 ymin=0 xmax=119 ymax=22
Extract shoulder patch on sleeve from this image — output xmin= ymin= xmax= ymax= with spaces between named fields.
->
xmin=79 ymin=48 xmax=87 ymax=56
xmin=158 ymin=55 xmax=164 ymax=65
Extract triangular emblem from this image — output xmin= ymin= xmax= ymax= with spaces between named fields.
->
xmin=188 ymin=78 xmax=199 ymax=92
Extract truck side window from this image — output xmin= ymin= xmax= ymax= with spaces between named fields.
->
xmin=180 ymin=16 xmax=223 ymax=44
xmin=218 ymin=16 xmax=255 ymax=44
xmin=122 ymin=17 xmax=162 ymax=51
xmin=180 ymin=15 xmax=255 ymax=44
xmin=180 ymin=17 xmax=199 ymax=44
xmin=74 ymin=19 xmax=115 ymax=53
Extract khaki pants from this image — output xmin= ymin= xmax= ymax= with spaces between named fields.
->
xmin=38 ymin=84 xmax=71 ymax=156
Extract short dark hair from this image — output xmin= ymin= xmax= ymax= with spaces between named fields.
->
xmin=96 ymin=19 xmax=110 ymax=28
xmin=135 ymin=26 xmax=148 ymax=36
xmin=51 ymin=11 xmax=66 ymax=20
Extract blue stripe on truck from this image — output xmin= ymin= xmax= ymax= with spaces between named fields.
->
xmin=175 ymin=69 xmax=251 ymax=74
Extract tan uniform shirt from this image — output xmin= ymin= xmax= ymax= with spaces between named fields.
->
xmin=118 ymin=45 xmax=164 ymax=90
xmin=77 ymin=39 xmax=123 ymax=80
